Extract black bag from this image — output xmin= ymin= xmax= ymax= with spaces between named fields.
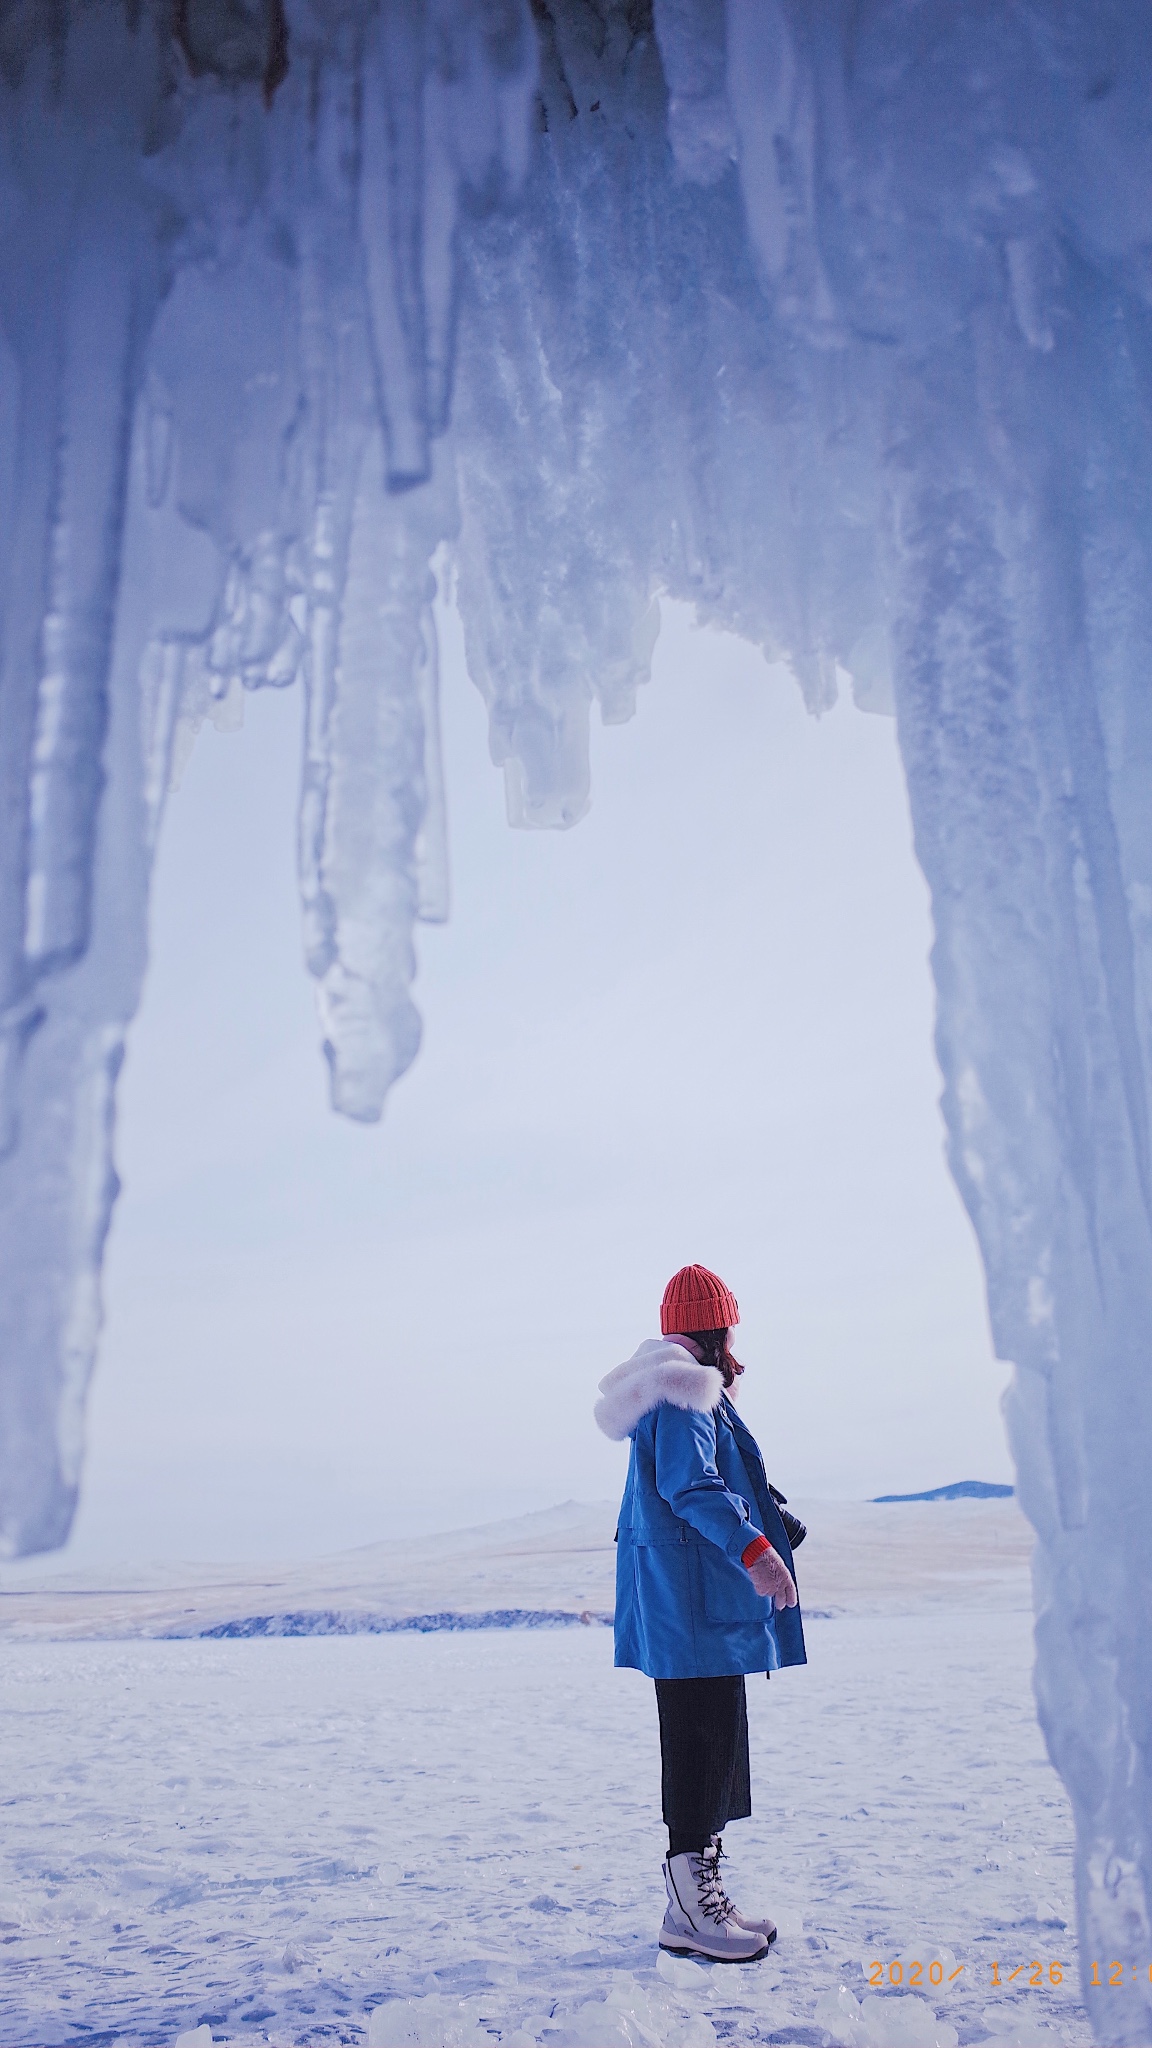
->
xmin=768 ymin=1481 xmax=806 ymax=1551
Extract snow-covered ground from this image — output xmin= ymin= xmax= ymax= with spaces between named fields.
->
xmin=0 ymin=1505 xmax=1088 ymax=2048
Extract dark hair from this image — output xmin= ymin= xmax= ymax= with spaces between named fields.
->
xmin=687 ymin=1327 xmax=744 ymax=1389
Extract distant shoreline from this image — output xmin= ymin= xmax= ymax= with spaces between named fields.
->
xmin=872 ymin=1479 xmax=1014 ymax=1502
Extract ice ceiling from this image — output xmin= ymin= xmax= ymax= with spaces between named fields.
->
xmin=1 ymin=2 xmax=1152 ymax=2036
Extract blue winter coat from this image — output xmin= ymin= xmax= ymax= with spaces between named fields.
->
xmin=598 ymin=1340 xmax=807 ymax=1681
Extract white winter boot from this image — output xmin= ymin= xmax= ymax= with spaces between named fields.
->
xmin=710 ymin=1835 xmax=777 ymax=1946
xmin=659 ymin=1846 xmax=770 ymax=1963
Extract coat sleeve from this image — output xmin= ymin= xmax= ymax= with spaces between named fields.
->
xmin=653 ymin=1403 xmax=766 ymax=1562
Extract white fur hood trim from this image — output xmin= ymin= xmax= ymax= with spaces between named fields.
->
xmin=594 ymin=1338 xmax=725 ymax=1442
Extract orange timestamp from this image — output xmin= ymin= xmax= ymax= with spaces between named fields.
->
xmin=867 ymin=1960 xmax=1074 ymax=1989
xmin=989 ymin=1961 xmax=1066 ymax=1987
xmin=867 ymin=1961 xmax=966 ymax=1988
xmin=1086 ymin=1961 xmax=1152 ymax=1987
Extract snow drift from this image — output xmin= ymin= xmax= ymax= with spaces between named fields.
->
xmin=0 ymin=4 xmax=1150 ymax=2036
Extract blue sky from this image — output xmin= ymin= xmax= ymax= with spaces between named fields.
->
xmin=65 ymin=594 xmax=1010 ymax=1562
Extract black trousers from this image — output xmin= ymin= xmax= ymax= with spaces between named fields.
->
xmin=654 ymin=1674 xmax=751 ymax=1857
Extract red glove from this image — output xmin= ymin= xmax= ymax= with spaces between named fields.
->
xmin=742 ymin=1537 xmax=798 ymax=1610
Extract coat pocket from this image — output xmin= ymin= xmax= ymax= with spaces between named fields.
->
xmin=632 ymin=1539 xmax=697 ymax=1664
xmin=692 ymin=1538 xmax=770 ymax=1626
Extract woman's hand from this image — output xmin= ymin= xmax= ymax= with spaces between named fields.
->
xmin=747 ymin=1545 xmax=798 ymax=1609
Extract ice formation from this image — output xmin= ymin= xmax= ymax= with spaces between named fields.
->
xmin=0 ymin=2 xmax=1151 ymax=2037
xmin=365 ymin=1970 xmax=722 ymax=2047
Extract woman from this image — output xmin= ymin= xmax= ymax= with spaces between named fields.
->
xmin=594 ymin=1264 xmax=806 ymax=1963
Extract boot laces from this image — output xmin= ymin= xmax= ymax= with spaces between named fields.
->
xmin=693 ymin=1847 xmax=735 ymax=1925
xmin=708 ymin=1840 xmax=739 ymax=1919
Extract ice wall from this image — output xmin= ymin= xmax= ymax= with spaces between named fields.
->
xmin=1 ymin=3 xmax=1151 ymax=2037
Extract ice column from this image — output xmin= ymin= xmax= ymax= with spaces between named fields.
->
xmin=454 ymin=6 xmax=1152 ymax=2037
xmin=0 ymin=7 xmax=182 ymax=1553
xmin=0 ymin=0 xmax=538 ymax=1552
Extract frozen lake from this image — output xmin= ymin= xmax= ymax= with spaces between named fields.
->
xmin=0 ymin=1608 xmax=1087 ymax=2047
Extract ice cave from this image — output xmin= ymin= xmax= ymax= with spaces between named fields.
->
xmin=0 ymin=2 xmax=1151 ymax=2040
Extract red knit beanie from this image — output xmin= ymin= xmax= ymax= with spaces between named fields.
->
xmin=661 ymin=1265 xmax=740 ymax=1335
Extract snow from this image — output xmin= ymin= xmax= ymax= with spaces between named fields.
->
xmin=1 ymin=6 xmax=1151 ymax=2034
xmin=0 ymin=1500 xmax=1087 ymax=2045
xmin=0 ymin=1614 xmax=1085 ymax=2047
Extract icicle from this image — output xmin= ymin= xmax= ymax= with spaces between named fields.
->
xmin=420 ymin=85 xmax=462 ymax=439
xmin=358 ymin=0 xmax=538 ymax=479
xmin=652 ymin=0 xmax=736 ymax=187
xmin=452 ymin=7 xmax=672 ymax=826
xmin=724 ymin=0 xmax=838 ymax=336
xmin=294 ymin=35 xmax=456 ymax=1117
xmin=414 ymin=596 xmax=450 ymax=923
xmin=360 ymin=0 xmax=433 ymax=489
xmin=305 ymin=432 xmax=455 ymax=1118
xmin=139 ymin=638 xmax=186 ymax=850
